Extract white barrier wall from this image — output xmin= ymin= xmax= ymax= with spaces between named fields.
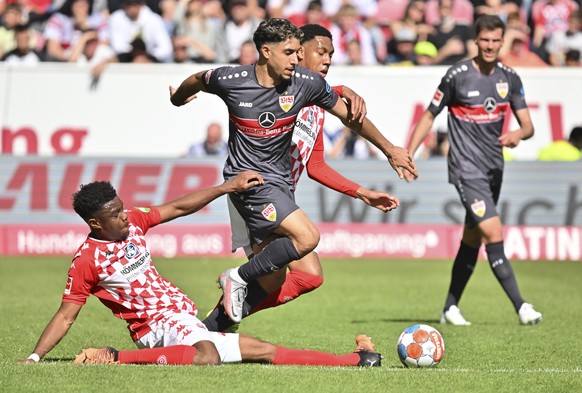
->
xmin=1 ymin=64 xmax=581 ymax=159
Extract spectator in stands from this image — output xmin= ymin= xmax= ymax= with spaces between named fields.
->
xmin=428 ymin=0 xmax=476 ymax=65
xmin=172 ymin=0 xmax=229 ymax=63
xmin=473 ymin=0 xmax=521 ymax=23
xmin=565 ymin=48 xmax=581 ymax=64
xmin=0 ymin=4 xmax=43 ymax=58
xmin=1 ymin=23 xmax=43 ymax=63
xmin=546 ymin=10 xmax=582 ymax=65
xmin=385 ymin=27 xmax=417 ymax=65
xmin=531 ymin=0 xmax=579 ymax=62
xmin=285 ymin=0 xmax=332 ymax=30
xmin=43 ymin=0 xmax=109 ymax=62
xmin=538 ymin=126 xmax=582 ymax=160
xmin=236 ymin=39 xmax=257 ymax=64
xmin=500 ymin=25 xmax=548 ymax=66
xmin=108 ymin=0 xmax=173 ymax=63
xmin=186 ymin=122 xmax=228 ymax=157
xmin=425 ymin=0 xmax=474 ymax=25
xmin=389 ymin=0 xmax=433 ymax=43
xmin=346 ymin=38 xmax=363 ymax=64
xmin=224 ymin=0 xmax=261 ymax=63
xmin=414 ymin=40 xmax=438 ymax=64
xmin=330 ymin=4 xmax=377 ymax=65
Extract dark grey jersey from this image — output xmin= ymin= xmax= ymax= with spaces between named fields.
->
xmin=202 ymin=64 xmax=339 ymax=185
xmin=427 ymin=59 xmax=528 ymax=183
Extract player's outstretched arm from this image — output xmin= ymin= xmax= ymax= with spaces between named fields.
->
xmin=498 ymin=107 xmax=534 ymax=148
xmin=156 ymin=171 xmax=264 ymax=223
xmin=404 ymin=109 xmax=436 ymax=182
xmin=18 ymin=302 xmax=82 ymax=364
xmin=327 ymin=98 xmax=417 ymax=180
xmin=341 ymin=85 xmax=367 ymax=123
xmin=306 ymin=133 xmax=399 ymax=212
xmin=169 ymin=70 xmax=208 ymax=107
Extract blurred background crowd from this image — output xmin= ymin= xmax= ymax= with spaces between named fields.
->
xmin=0 ymin=0 xmax=580 ymax=68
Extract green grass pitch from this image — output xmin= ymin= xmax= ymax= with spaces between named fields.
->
xmin=1 ymin=256 xmax=581 ymax=393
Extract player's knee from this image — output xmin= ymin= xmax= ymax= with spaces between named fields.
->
xmin=296 ymin=228 xmax=320 ymax=255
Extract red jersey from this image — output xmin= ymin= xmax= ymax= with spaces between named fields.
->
xmin=62 ymin=207 xmax=197 ymax=341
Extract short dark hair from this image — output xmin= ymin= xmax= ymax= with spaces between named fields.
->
xmin=475 ymin=15 xmax=506 ymax=36
xmin=73 ymin=181 xmax=117 ymax=221
xmin=569 ymin=126 xmax=582 ymax=148
xmin=253 ymin=18 xmax=303 ymax=51
xmin=300 ymin=24 xmax=332 ymax=44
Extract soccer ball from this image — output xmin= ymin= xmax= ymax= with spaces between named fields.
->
xmin=396 ymin=324 xmax=445 ymax=368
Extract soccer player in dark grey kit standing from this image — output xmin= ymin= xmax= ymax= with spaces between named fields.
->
xmin=170 ymin=18 xmax=417 ymax=323
xmin=404 ymin=15 xmax=542 ymax=326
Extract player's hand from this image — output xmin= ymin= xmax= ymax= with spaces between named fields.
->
xmin=228 ymin=171 xmax=264 ymax=192
xmin=402 ymin=168 xmax=417 ymax=183
xmin=342 ymin=86 xmax=367 ymax=123
xmin=498 ymin=130 xmax=523 ymax=148
xmin=356 ymin=188 xmax=400 ymax=212
xmin=169 ymin=85 xmax=197 ymax=106
xmin=386 ymin=146 xmax=418 ymax=180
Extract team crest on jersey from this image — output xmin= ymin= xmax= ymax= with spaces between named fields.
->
xmin=432 ymin=89 xmax=444 ymax=106
xmin=261 ymin=203 xmax=277 ymax=222
xmin=124 ymin=242 xmax=140 ymax=259
xmin=496 ymin=82 xmax=508 ymax=99
xmin=279 ymin=95 xmax=295 ymax=112
xmin=471 ymin=199 xmax=486 ymax=217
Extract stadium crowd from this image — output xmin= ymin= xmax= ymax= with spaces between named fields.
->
xmin=0 ymin=0 xmax=580 ymax=67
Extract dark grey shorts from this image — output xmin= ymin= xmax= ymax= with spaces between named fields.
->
xmin=228 ymin=182 xmax=299 ymax=245
xmin=453 ymin=177 xmax=501 ymax=228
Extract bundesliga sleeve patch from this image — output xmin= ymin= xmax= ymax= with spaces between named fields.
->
xmin=431 ymin=89 xmax=444 ymax=107
xmin=136 ymin=207 xmax=151 ymax=213
xmin=64 ymin=276 xmax=73 ymax=295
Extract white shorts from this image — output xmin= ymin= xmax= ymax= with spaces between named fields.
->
xmin=135 ymin=313 xmax=242 ymax=363
xmin=228 ymin=197 xmax=253 ymax=256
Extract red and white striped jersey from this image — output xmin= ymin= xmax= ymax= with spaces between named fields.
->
xmin=62 ymin=207 xmax=197 ymax=341
xmin=290 ymin=105 xmax=326 ymax=188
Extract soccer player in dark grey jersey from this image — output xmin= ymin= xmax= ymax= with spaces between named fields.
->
xmin=404 ymin=15 xmax=542 ymax=326
xmin=170 ymin=18 xmax=417 ymax=323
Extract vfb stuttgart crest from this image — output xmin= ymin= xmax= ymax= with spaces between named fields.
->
xmin=471 ymin=199 xmax=486 ymax=218
xmin=496 ymin=82 xmax=508 ymax=99
xmin=261 ymin=203 xmax=277 ymax=222
xmin=279 ymin=95 xmax=295 ymax=112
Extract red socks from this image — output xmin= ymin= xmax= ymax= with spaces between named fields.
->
xmin=118 ymin=345 xmax=197 ymax=365
xmin=252 ymin=270 xmax=324 ymax=314
xmin=273 ymin=346 xmax=360 ymax=366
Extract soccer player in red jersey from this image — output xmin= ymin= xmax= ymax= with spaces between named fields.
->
xmin=404 ymin=15 xmax=542 ymax=326
xmin=18 ymin=173 xmax=381 ymax=367
xmin=170 ymin=18 xmax=417 ymax=324
xmin=202 ymin=24 xmax=401 ymax=333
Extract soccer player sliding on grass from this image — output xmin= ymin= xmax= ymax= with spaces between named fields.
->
xmin=18 ymin=174 xmax=381 ymax=367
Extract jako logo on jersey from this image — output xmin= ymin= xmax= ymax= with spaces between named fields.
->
xmin=432 ymin=89 xmax=444 ymax=106
xmin=258 ymin=112 xmax=276 ymax=129
xmin=496 ymin=82 xmax=508 ymax=99
xmin=124 ymin=242 xmax=139 ymax=259
xmin=468 ymin=90 xmax=480 ymax=97
xmin=279 ymin=95 xmax=295 ymax=112
xmin=483 ymin=97 xmax=497 ymax=113
xmin=261 ymin=203 xmax=277 ymax=221
xmin=64 ymin=276 xmax=73 ymax=295
xmin=136 ymin=207 xmax=151 ymax=213
xmin=239 ymin=102 xmax=253 ymax=107
xmin=471 ymin=199 xmax=486 ymax=217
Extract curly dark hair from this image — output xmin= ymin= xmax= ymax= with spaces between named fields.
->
xmin=300 ymin=24 xmax=332 ymax=44
xmin=72 ymin=181 xmax=117 ymax=221
xmin=253 ymin=18 xmax=303 ymax=52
